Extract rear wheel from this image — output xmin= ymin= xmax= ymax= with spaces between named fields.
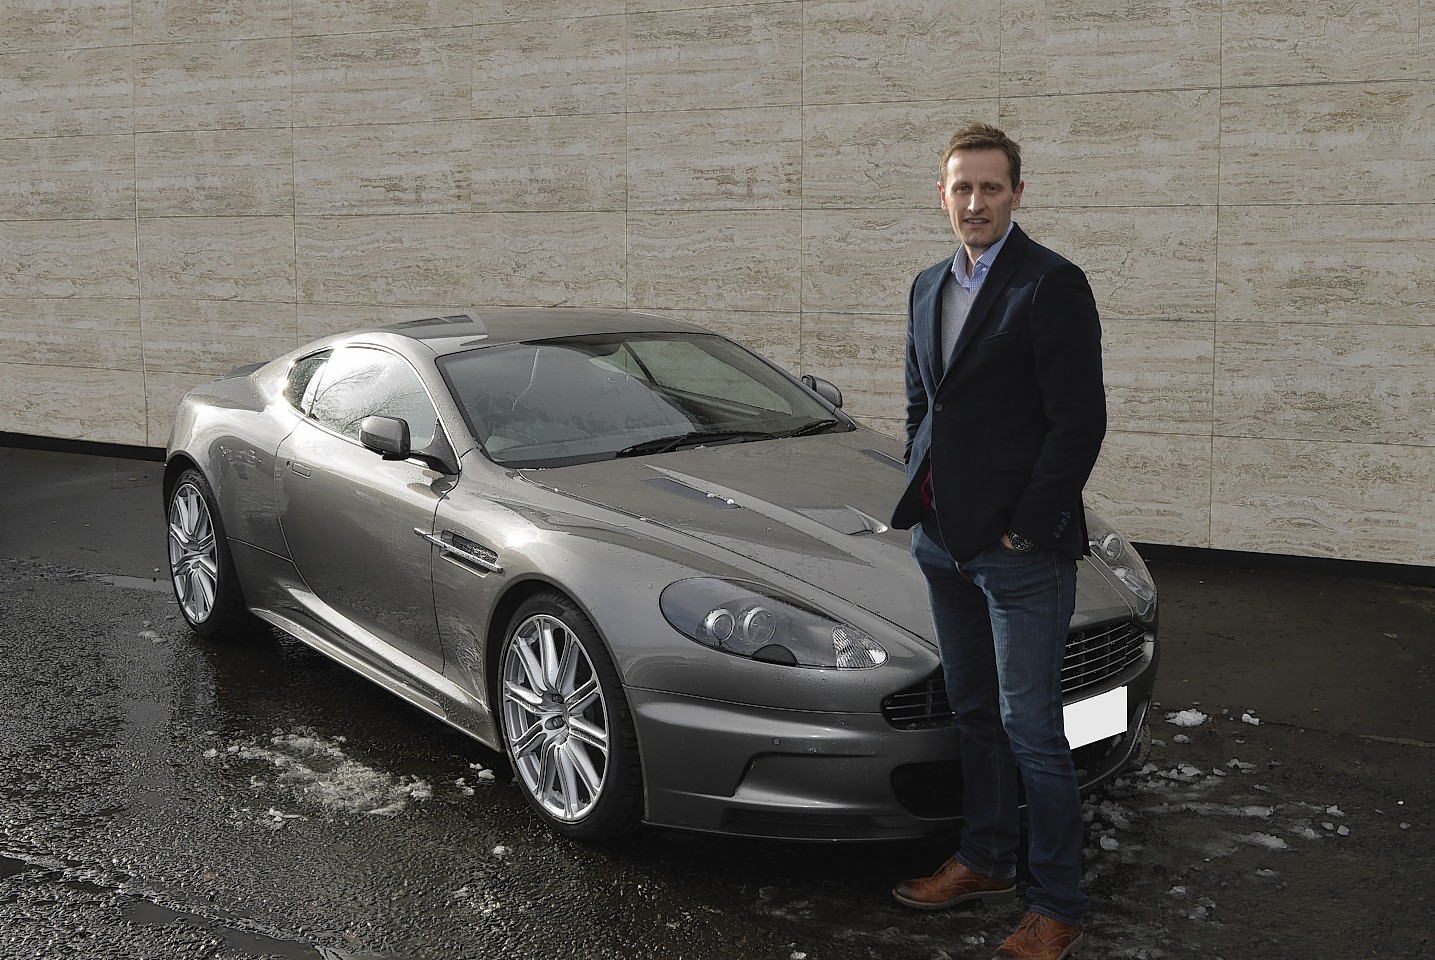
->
xmin=167 ymin=468 xmax=250 ymax=640
xmin=498 ymin=591 xmax=642 ymax=839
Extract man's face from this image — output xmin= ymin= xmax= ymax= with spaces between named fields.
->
xmin=939 ymin=148 xmax=1024 ymax=258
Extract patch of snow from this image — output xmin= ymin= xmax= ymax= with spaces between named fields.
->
xmin=1240 ymin=712 xmax=1261 ymax=725
xmin=1172 ymin=734 xmax=1191 ymax=744
xmin=1336 ymin=825 xmax=1350 ymax=837
xmin=1165 ymin=709 xmax=1209 ymax=727
xmin=1100 ymin=836 xmax=1120 ymax=851
xmin=1326 ymin=805 xmax=1344 ymax=817
xmin=1240 ymin=832 xmax=1290 ymax=851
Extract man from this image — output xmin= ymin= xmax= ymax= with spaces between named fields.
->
xmin=889 ymin=122 xmax=1106 ymax=960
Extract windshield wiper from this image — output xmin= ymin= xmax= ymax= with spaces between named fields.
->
xmin=781 ymin=418 xmax=843 ymax=438
xmin=615 ymin=430 xmax=774 ymax=458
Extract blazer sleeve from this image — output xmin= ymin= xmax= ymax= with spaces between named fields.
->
xmin=902 ymin=274 xmax=926 ymax=464
xmin=1009 ymin=262 xmax=1107 ymax=543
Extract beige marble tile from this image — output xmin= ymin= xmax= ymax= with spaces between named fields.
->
xmin=1211 ymin=437 xmax=1435 ymax=565
xmin=132 ymin=0 xmax=290 ymax=42
xmin=474 ymin=15 xmax=624 ymax=118
xmin=1423 ymin=0 xmax=1434 ymax=83
xmin=1216 ymin=204 xmax=1435 ymax=326
xmin=1221 ymin=83 xmax=1435 ymax=205
xmin=135 ymin=38 xmax=291 ymax=133
xmin=138 ymin=217 xmax=296 ymax=301
xmin=0 ymin=362 xmax=147 ymax=444
xmin=0 ymin=220 xmax=138 ymax=299
xmin=0 ymin=299 xmax=142 ymax=368
xmin=1017 ymin=205 xmax=1217 ymax=322
xmin=137 ymin=128 xmax=293 ymax=217
xmin=1214 ymin=322 xmax=1435 ymax=446
xmin=141 ymin=299 xmax=299 ymax=375
xmin=294 ymin=28 xmax=470 ymax=127
xmin=800 ymin=312 xmax=906 ymax=421
xmin=1084 ymin=430 xmax=1212 ymax=549
xmin=1 ymin=0 xmax=132 ymax=53
xmin=296 ymin=214 xmax=474 ymax=305
xmin=1101 ymin=318 xmax=1214 ymax=435
xmin=804 ymin=101 xmax=993 ymax=209
xmin=1 ymin=46 xmax=132 ymax=138
xmin=297 ymin=302 xmax=470 ymax=341
xmin=629 ymin=211 xmax=800 ymax=312
xmin=1222 ymin=1 xmax=1417 ymax=86
xmin=295 ymin=121 xmax=471 ymax=215
xmin=1001 ymin=90 xmax=1220 ymax=207
xmin=629 ymin=107 xmax=800 ymax=210
xmin=804 ymin=0 xmax=999 ymax=104
xmin=628 ymin=5 xmax=800 ymax=112
xmin=293 ymin=0 xmax=469 ymax=36
xmin=0 ymin=135 xmax=134 ymax=220
xmin=652 ymin=308 xmax=801 ymax=374
xmin=472 ymin=114 xmax=627 ymax=212
xmin=472 ymin=212 xmax=627 ymax=307
xmin=475 ymin=0 xmax=621 ymax=21
xmin=626 ymin=0 xmax=764 ymax=11
xmin=801 ymin=209 xmax=953 ymax=314
xmin=1001 ymin=0 xmax=1220 ymax=95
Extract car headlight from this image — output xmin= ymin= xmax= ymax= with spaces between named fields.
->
xmin=1087 ymin=515 xmax=1157 ymax=618
xmin=660 ymin=578 xmax=887 ymax=669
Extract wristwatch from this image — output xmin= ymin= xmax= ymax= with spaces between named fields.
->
xmin=1005 ymin=530 xmax=1034 ymax=553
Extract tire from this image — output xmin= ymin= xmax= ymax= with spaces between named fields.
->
xmin=166 ymin=468 xmax=251 ymax=641
xmin=498 ymin=591 xmax=643 ymax=840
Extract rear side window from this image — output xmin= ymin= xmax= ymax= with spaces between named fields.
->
xmin=305 ymin=346 xmax=437 ymax=448
xmin=285 ymin=353 xmax=329 ymax=411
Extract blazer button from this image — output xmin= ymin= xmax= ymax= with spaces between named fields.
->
xmin=933 ymin=403 xmax=943 ymax=412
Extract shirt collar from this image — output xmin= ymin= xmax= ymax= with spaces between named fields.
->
xmin=951 ymin=221 xmax=1016 ymax=292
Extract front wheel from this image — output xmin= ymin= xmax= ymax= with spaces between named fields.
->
xmin=167 ymin=468 xmax=251 ymax=640
xmin=498 ymin=592 xmax=642 ymax=840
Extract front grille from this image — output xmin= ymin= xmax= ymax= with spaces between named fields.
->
xmin=882 ymin=619 xmax=1147 ymax=728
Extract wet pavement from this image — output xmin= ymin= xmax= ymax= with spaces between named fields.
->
xmin=1 ymin=445 xmax=1432 ymax=959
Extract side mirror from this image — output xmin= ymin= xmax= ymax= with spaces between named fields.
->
xmin=801 ymin=374 xmax=844 ymax=409
xmin=359 ymin=415 xmax=411 ymax=459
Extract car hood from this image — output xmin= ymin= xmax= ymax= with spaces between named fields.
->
xmin=519 ymin=432 xmax=1134 ymax=641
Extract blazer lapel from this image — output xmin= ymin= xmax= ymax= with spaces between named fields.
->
xmin=941 ymin=224 xmax=1030 ymax=381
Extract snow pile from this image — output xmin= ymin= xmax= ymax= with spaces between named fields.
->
xmin=205 ymin=728 xmax=433 ymax=817
xmin=1165 ymin=709 xmax=1209 ymax=727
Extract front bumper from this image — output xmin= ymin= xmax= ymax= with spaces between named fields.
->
xmin=627 ymin=664 xmax=1155 ymax=841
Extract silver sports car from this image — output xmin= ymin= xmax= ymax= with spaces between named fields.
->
xmin=164 ymin=308 xmax=1158 ymax=841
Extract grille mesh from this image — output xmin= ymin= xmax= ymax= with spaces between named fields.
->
xmin=882 ymin=620 xmax=1147 ymax=728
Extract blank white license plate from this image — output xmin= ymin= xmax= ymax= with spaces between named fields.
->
xmin=1064 ymin=686 xmax=1128 ymax=749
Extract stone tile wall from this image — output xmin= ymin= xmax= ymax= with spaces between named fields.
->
xmin=1 ymin=0 xmax=1431 ymax=566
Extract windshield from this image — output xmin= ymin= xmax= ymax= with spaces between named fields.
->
xmin=438 ymin=333 xmax=850 ymax=467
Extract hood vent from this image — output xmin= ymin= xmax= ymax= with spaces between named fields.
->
xmin=796 ymin=506 xmax=889 ymax=537
xmin=642 ymin=476 xmax=741 ymax=509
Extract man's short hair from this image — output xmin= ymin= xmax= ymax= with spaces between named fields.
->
xmin=939 ymin=123 xmax=1022 ymax=188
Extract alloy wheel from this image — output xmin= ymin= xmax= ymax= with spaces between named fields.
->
xmin=168 ymin=480 xmax=219 ymax=624
xmin=501 ymin=613 xmax=611 ymax=823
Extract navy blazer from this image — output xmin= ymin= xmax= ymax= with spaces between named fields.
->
xmin=890 ymin=224 xmax=1106 ymax=562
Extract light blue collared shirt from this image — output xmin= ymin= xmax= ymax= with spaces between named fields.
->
xmin=950 ymin=220 xmax=1016 ymax=292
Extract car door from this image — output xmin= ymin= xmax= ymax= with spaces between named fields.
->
xmin=275 ymin=344 xmax=453 ymax=673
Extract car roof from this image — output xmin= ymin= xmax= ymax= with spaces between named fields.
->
xmin=365 ymin=308 xmax=708 ymax=357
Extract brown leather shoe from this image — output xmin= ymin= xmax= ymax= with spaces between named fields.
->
xmin=991 ymin=911 xmax=1084 ymax=959
xmin=891 ymin=857 xmax=1017 ymax=910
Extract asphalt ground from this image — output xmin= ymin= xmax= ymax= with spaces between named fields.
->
xmin=2 ymin=443 xmax=1433 ymax=959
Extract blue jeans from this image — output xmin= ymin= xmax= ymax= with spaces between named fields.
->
xmin=913 ymin=521 xmax=1090 ymax=927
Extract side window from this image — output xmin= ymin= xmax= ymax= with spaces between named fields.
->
xmin=286 ymin=352 xmax=329 ymax=412
xmin=306 ymin=347 xmax=438 ymax=449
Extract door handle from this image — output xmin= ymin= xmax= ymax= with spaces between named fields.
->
xmin=414 ymin=528 xmax=503 ymax=574
xmin=289 ymin=461 xmax=311 ymax=478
